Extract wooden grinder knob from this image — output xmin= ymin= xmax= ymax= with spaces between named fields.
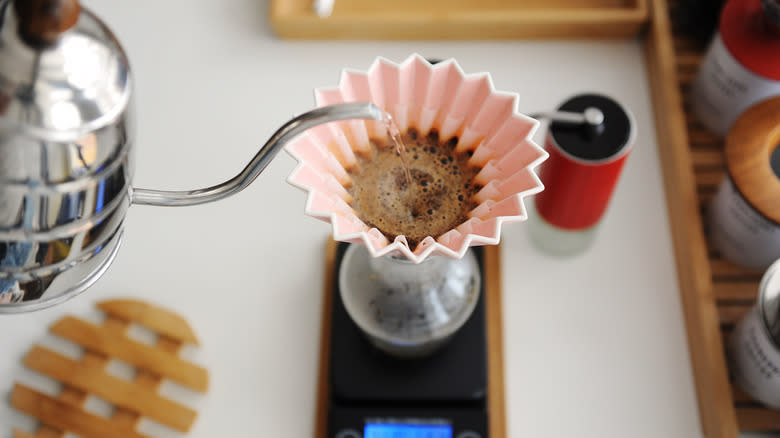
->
xmin=726 ymin=96 xmax=780 ymax=225
xmin=13 ymin=0 xmax=80 ymax=47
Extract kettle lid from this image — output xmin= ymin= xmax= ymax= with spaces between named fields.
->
xmin=0 ymin=0 xmax=131 ymax=141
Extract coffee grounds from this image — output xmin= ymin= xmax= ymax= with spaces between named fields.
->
xmin=347 ymin=128 xmax=482 ymax=249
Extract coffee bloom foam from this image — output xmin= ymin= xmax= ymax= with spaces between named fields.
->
xmin=286 ymin=54 xmax=548 ymax=263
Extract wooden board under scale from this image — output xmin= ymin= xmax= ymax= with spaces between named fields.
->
xmin=313 ymin=240 xmax=506 ymax=437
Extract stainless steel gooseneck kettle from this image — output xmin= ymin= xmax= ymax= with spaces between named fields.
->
xmin=0 ymin=0 xmax=383 ymax=313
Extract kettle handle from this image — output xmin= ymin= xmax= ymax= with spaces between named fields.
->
xmin=131 ymin=102 xmax=384 ymax=207
xmin=13 ymin=0 xmax=80 ymax=47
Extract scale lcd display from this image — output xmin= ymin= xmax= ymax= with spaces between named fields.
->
xmin=363 ymin=422 xmax=452 ymax=438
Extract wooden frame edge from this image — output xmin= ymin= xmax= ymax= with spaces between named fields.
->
xmin=642 ymin=0 xmax=738 ymax=436
xmin=268 ymin=0 xmax=649 ymax=40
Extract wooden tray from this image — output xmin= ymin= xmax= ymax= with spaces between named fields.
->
xmin=11 ymin=299 xmax=208 ymax=438
xmin=314 ymin=240 xmax=506 ymax=437
xmin=645 ymin=0 xmax=780 ymax=436
xmin=270 ymin=0 xmax=649 ymax=40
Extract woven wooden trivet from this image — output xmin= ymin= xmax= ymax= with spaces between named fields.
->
xmin=11 ymin=299 xmax=208 ymax=438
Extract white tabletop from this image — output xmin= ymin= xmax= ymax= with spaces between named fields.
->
xmin=0 ymin=1 xmax=705 ymax=437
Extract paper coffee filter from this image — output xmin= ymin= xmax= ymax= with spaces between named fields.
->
xmin=287 ymin=54 xmax=548 ymax=263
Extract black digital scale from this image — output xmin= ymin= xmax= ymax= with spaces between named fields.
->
xmin=315 ymin=242 xmax=505 ymax=438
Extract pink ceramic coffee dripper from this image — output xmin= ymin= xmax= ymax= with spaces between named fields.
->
xmin=287 ymin=54 xmax=547 ymax=357
xmin=288 ymin=54 xmax=547 ymax=263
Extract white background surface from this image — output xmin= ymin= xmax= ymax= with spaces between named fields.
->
xmin=0 ymin=0 xmax=707 ymax=437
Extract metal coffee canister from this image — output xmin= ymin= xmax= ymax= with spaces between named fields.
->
xmin=691 ymin=0 xmax=780 ymax=137
xmin=729 ymin=258 xmax=780 ymax=408
xmin=530 ymin=93 xmax=635 ymax=255
xmin=708 ymin=96 xmax=780 ymax=270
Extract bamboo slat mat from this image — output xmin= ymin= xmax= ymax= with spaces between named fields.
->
xmin=11 ymin=299 xmax=208 ymax=438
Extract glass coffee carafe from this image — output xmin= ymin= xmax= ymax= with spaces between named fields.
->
xmin=339 ymin=244 xmax=481 ymax=358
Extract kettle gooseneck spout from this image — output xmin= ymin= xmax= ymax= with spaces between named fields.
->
xmin=131 ymin=102 xmax=385 ymax=207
